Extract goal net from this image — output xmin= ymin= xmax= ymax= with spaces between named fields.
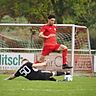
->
xmin=0 ymin=24 xmax=93 ymax=75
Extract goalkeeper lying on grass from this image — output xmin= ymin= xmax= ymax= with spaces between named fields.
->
xmin=5 ymin=59 xmax=64 ymax=81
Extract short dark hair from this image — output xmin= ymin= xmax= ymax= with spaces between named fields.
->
xmin=48 ymin=15 xmax=55 ymax=19
xmin=21 ymin=58 xmax=29 ymax=64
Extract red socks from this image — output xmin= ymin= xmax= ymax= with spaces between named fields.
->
xmin=62 ymin=48 xmax=68 ymax=65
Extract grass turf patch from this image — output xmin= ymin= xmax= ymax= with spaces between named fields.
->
xmin=0 ymin=74 xmax=96 ymax=96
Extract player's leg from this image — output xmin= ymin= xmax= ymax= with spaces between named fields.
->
xmin=38 ymin=71 xmax=56 ymax=81
xmin=39 ymin=55 xmax=45 ymax=62
xmin=46 ymin=71 xmax=65 ymax=81
xmin=35 ymin=45 xmax=50 ymax=63
xmin=40 ymin=71 xmax=64 ymax=81
xmin=41 ymin=70 xmax=65 ymax=76
xmin=48 ymin=77 xmax=56 ymax=81
xmin=35 ymin=55 xmax=45 ymax=63
xmin=56 ymin=44 xmax=72 ymax=69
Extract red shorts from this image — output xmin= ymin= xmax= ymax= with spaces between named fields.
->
xmin=42 ymin=44 xmax=60 ymax=56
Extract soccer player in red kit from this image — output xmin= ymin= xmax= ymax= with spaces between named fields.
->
xmin=37 ymin=15 xmax=72 ymax=69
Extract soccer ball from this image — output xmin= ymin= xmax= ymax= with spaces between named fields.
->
xmin=64 ymin=74 xmax=73 ymax=81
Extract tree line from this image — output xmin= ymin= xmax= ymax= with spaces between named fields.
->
xmin=0 ymin=0 xmax=96 ymax=49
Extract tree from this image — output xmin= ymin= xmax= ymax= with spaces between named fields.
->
xmin=0 ymin=0 xmax=96 ymax=48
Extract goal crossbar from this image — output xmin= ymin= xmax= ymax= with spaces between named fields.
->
xmin=0 ymin=23 xmax=87 ymax=28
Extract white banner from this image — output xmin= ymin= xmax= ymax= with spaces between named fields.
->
xmin=0 ymin=53 xmax=34 ymax=70
xmin=94 ymin=55 xmax=96 ymax=72
xmin=35 ymin=53 xmax=63 ymax=71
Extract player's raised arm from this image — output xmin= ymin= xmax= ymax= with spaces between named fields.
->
xmin=39 ymin=32 xmax=48 ymax=38
xmin=32 ymin=61 xmax=47 ymax=67
xmin=39 ymin=32 xmax=56 ymax=39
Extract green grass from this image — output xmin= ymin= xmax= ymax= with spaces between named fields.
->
xmin=0 ymin=74 xmax=96 ymax=96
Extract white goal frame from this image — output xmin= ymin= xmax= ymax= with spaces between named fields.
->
xmin=0 ymin=23 xmax=92 ymax=75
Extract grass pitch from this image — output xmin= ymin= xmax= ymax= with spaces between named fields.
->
xmin=0 ymin=74 xmax=96 ymax=96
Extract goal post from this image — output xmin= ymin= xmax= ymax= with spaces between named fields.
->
xmin=0 ymin=23 xmax=93 ymax=76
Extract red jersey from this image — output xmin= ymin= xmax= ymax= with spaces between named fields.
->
xmin=40 ymin=24 xmax=57 ymax=45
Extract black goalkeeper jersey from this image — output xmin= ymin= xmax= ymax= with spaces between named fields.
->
xmin=14 ymin=62 xmax=52 ymax=80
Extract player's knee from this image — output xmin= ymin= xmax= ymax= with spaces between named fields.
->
xmin=64 ymin=46 xmax=68 ymax=50
xmin=59 ymin=44 xmax=68 ymax=51
xmin=61 ymin=45 xmax=68 ymax=50
xmin=62 ymin=46 xmax=68 ymax=52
